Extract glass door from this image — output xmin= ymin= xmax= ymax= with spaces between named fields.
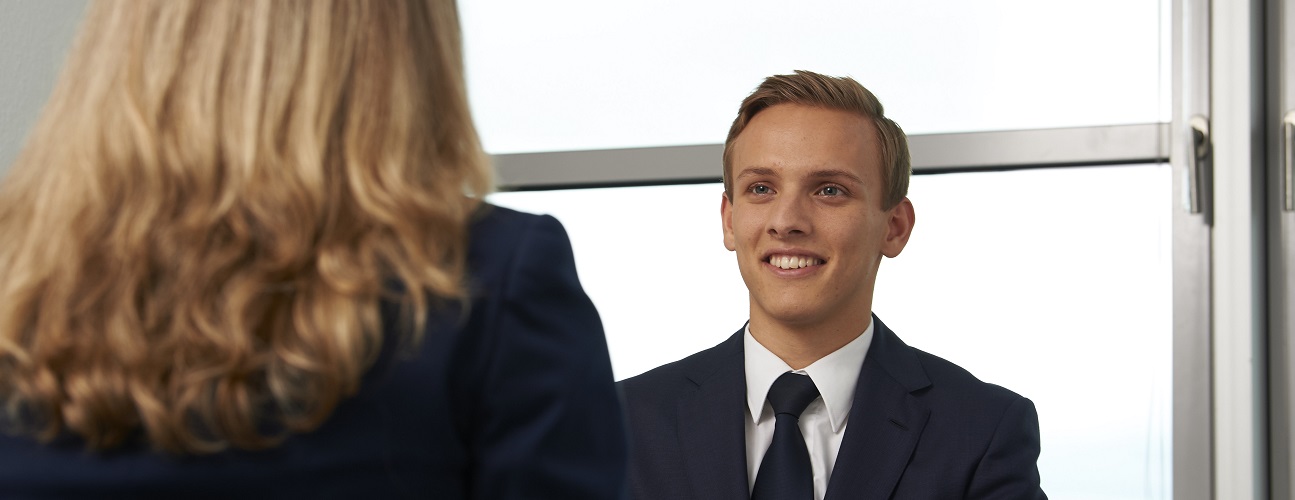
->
xmin=1268 ymin=0 xmax=1295 ymax=496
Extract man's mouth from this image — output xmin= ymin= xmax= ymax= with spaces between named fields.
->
xmin=766 ymin=254 xmax=825 ymax=270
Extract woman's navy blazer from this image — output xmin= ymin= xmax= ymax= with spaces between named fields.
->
xmin=0 ymin=205 xmax=628 ymax=499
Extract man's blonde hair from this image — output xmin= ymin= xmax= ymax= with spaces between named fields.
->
xmin=0 ymin=0 xmax=491 ymax=454
xmin=722 ymin=70 xmax=910 ymax=209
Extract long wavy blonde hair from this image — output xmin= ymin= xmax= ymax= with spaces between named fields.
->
xmin=0 ymin=0 xmax=492 ymax=454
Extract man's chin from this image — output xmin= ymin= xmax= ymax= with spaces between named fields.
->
xmin=750 ymin=303 xmax=828 ymax=329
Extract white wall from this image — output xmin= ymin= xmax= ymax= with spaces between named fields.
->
xmin=0 ymin=0 xmax=87 ymax=173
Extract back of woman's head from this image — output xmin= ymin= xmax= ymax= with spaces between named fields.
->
xmin=0 ymin=0 xmax=492 ymax=454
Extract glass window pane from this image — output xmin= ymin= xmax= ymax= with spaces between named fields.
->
xmin=488 ymin=164 xmax=1172 ymax=499
xmin=0 ymin=0 xmax=87 ymax=170
xmin=461 ymin=0 xmax=1168 ymax=154
xmin=491 ymin=183 xmax=748 ymax=378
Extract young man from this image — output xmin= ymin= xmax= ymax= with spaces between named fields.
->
xmin=620 ymin=71 xmax=1046 ymax=500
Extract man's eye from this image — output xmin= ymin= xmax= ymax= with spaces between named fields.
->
xmin=751 ymin=185 xmax=771 ymax=194
xmin=820 ymin=186 xmax=841 ymax=196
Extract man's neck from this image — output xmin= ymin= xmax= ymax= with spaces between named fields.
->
xmin=747 ymin=313 xmax=871 ymax=370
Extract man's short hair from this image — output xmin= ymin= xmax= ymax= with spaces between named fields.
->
xmin=722 ymin=70 xmax=910 ymax=209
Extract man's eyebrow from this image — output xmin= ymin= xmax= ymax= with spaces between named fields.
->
xmin=734 ymin=167 xmax=777 ymax=180
xmin=807 ymin=169 xmax=865 ymax=184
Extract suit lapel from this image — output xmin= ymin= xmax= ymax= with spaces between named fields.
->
xmin=824 ymin=317 xmax=932 ymax=500
xmin=677 ymin=329 xmax=750 ymax=500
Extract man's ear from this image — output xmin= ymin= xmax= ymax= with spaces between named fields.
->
xmin=721 ymin=193 xmax=737 ymax=251
xmin=881 ymin=197 xmax=915 ymax=258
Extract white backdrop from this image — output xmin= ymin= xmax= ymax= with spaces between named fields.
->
xmin=491 ymin=164 xmax=1173 ymax=500
xmin=461 ymin=0 xmax=1166 ymax=154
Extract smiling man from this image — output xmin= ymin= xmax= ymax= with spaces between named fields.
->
xmin=619 ymin=71 xmax=1047 ymax=500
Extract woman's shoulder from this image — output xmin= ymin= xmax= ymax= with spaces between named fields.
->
xmin=467 ymin=203 xmax=571 ymax=272
xmin=470 ymin=203 xmax=548 ymax=237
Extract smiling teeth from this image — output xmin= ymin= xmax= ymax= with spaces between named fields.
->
xmin=770 ymin=255 xmax=823 ymax=270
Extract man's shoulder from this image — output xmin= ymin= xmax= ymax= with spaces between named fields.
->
xmin=872 ymin=318 xmax=1025 ymax=403
xmin=621 ymin=335 xmax=735 ymax=388
xmin=618 ymin=330 xmax=743 ymax=404
xmin=867 ymin=321 xmax=1045 ymax=499
xmin=903 ymin=343 xmax=1028 ymax=410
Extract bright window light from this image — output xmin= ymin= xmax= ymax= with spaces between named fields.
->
xmin=461 ymin=0 xmax=1166 ymax=154
xmin=489 ymin=164 xmax=1172 ymax=500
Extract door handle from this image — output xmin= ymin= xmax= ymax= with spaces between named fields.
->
xmin=1284 ymin=111 xmax=1295 ymax=211
xmin=1185 ymin=115 xmax=1211 ymax=214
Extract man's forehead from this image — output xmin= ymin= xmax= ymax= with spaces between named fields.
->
xmin=742 ymin=103 xmax=875 ymax=136
xmin=731 ymin=106 xmax=879 ymax=157
xmin=733 ymin=166 xmax=866 ymax=185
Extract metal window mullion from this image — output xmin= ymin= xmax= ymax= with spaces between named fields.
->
xmin=493 ymin=124 xmax=1170 ymax=191
xmin=1172 ymin=0 xmax=1216 ymax=498
xmin=1267 ymin=0 xmax=1295 ymax=497
xmin=1209 ymin=0 xmax=1269 ymax=498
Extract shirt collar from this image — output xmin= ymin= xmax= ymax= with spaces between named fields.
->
xmin=743 ymin=317 xmax=875 ymax=433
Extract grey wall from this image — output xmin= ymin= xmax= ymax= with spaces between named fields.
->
xmin=0 ymin=0 xmax=88 ymax=174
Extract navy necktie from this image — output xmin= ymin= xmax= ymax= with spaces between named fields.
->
xmin=751 ymin=372 xmax=821 ymax=500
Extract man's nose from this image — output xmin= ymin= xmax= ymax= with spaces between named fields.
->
xmin=767 ymin=194 xmax=811 ymax=238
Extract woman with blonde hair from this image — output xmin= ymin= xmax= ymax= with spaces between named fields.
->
xmin=0 ymin=0 xmax=626 ymax=497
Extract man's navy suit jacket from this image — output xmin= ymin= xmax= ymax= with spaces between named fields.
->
xmin=0 ymin=205 xmax=627 ymax=499
xmin=619 ymin=316 xmax=1046 ymax=499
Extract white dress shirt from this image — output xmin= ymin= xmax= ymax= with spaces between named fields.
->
xmin=744 ymin=318 xmax=874 ymax=500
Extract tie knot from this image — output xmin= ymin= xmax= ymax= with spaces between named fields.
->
xmin=766 ymin=372 xmax=820 ymax=418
